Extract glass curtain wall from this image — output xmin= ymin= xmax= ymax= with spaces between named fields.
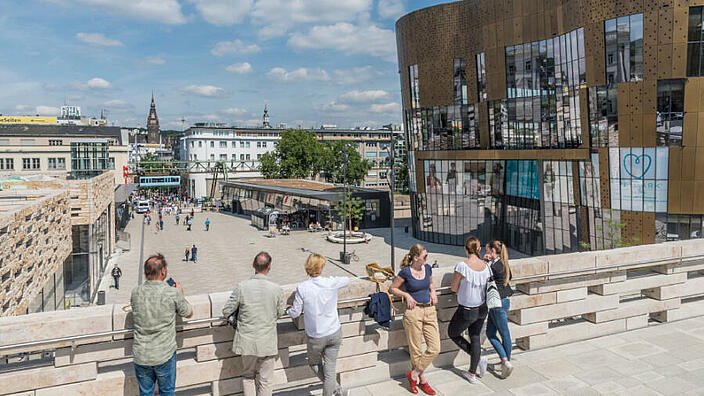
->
xmin=687 ymin=6 xmax=704 ymax=76
xmin=490 ymin=28 xmax=586 ymax=149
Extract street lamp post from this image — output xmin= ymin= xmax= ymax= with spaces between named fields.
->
xmin=386 ymin=133 xmax=396 ymax=273
xmin=341 ymin=145 xmax=348 ymax=264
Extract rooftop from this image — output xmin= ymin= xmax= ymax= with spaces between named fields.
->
xmin=0 ymin=124 xmax=125 ymax=144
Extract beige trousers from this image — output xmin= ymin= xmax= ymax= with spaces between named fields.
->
xmin=402 ymin=305 xmax=441 ymax=372
xmin=241 ymin=355 xmax=276 ymax=396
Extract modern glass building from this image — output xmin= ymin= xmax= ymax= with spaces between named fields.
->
xmin=397 ymin=0 xmax=704 ymax=255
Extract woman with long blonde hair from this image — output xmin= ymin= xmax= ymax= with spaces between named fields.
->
xmin=389 ymin=243 xmax=440 ymax=395
xmin=449 ymin=236 xmax=491 ymax=384
xmin=484 ymin=240 xmax=514 ymax=378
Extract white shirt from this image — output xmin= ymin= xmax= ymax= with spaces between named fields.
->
xmin=454 ymin=261 xmax=491 ymax=308
xmin=287 ymin=276 xmax=350 ymax=338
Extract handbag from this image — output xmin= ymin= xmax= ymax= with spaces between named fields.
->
xmin=485 ymin=264 xmax=502 ymax=310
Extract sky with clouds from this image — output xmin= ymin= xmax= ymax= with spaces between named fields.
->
xmin=0 ymin=0 xmax=448 ymax=130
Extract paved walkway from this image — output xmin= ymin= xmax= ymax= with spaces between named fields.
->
xmin=283 ymin=315 xmax=704 ymax=396
xmin=101 ymin=211 xmax=525 ymax=303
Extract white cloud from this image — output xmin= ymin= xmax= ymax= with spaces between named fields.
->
xmin=73 ymin=0 xmax=186 ymax=24
xmin=220 ymin=107 xmax=248 ymax=115
xmin=70 ymin=77 xmax=112 ymax=90
xmin=182 ymin=85 xmax=227 ymax=97
xmin=370 ymin=102 xmax=400 ymax=113
xmin=211 ymin=40 xmax=261 ymax=56
xmin=225 ymin=62 xmax=253 ymax=74
xmin=266 ymin=67 xmax=329 ymax=82
xmin=321 ymin=102 xmax=350 ymax=112
xmin=288 ymin=23 xmax=396 ymax=62
xmin=43 ymin=83 xmax=60 ymax=91
xmin=75 ymin=32 xmax=124 ymax=47
xmin=251 ymin=0 xmax=372 ymax=38
xmin=103 ymin=99 xmax=133 ymax=110
xmin=35 ymin=106 xmax=59 ymax=115
xmin=190 ymin=0 xmax=252 ymax=26
xmin=377 ymin=0 xmax=405 ymax=20
xmin=338 ymin=90 xmax=389 ymax=104
xmin=331 ymin=66 xmax=382 ymax=85
xmin=14 ymin=105 xmax=29 ymax=111
xmin=144 ymin=56 xmax=166 ymax=65
xmin=202 ymin=114 xmax=220 ymax=121
xmin=86 ymin=77 xmax=112 ymax=89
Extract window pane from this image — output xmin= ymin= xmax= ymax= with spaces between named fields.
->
xmin=688 ymin=7 xmax=703 ymax=42
xmin=687 ymin=42 xmax=701 ymax=76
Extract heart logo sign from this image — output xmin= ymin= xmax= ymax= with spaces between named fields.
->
xmin=623 ymin=154 xmax=652 ymax=179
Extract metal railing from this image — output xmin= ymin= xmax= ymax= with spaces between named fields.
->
xmin=1 ymin=251 xmax=702 ymax=353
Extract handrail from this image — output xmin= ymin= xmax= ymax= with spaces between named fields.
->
xmin=1 ymin=251 xmax=702 ymax=353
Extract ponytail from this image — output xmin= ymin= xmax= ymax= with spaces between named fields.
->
xmin=488 ymin=240 xmax=510 ymax=286
xmin=401 ymin=243 xmax=425 ymax=268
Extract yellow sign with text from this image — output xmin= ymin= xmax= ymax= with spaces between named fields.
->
xmin=0 ymin=116 xmax=57 ymax=125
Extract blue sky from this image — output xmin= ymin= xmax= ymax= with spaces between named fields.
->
xmin=0 ymin=0 xmax=448 ymax=129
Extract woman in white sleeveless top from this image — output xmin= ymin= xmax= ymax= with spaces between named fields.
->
xmin=448 ymin=236 xmax=491 ymax=384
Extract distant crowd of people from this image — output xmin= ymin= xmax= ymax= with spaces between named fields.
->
xmin=128 ymin=234 xmax=513 ymax=396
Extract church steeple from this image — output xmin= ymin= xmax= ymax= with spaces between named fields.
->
xmin=262 ymin=103 xmax=271 ymax=128
xmin=147 ymin=91 xmax=160 ymax=144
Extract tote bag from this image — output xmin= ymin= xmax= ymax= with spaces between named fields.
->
xmin=485 ymin=265 xmax=502 ymax=310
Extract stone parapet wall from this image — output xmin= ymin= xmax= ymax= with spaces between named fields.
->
xmin=0 ymin=191 xmax=72 ymax=316
xmin=2 ymin=240 xmax=704 ymax=394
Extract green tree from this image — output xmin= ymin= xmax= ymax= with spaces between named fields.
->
xmin=334 ymin=192 xmax=365 ymax=231
xmin=258 ymin=129 xmax=322 ymax=179
xmin=138 ymin=153 xmax=165 ymax=173
xmin=319 ymin=141 xmax=372 ymax=185
xmin=394 ymin=151 xmax=409 ymax=193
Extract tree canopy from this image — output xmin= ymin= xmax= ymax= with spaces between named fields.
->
xmin=318 ymin=141 xmax=372 ymax=186
xmin=259 ymin=129 xmax=372 ymax=185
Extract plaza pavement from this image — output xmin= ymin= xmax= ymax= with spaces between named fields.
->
xmin=283 ymin=315 xmax=704 ymax=396
xmin=101 ymin=211 xmax=525 ymax=304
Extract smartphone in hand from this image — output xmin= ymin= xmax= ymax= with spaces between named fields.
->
xmin=166 ymin=278 xmax=176 ymax=287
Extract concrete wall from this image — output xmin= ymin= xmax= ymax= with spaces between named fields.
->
xmin=0 ymin=191 xmax=72 ymax=316
xmin=2 ymin=239 xmax=704 ymax=394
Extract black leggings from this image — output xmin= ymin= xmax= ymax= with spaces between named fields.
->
xmin=448 ymin=304 xmax=488 ymax=373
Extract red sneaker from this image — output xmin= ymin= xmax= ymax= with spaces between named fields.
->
xmin=406 ymin=371 xmax=418 ymax=394
xmin=418 ymin=381 xmax=436 ymax=395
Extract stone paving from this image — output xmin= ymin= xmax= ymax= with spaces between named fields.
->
xmin=101 ymin=210 xmax=525 ymax=304
xmin=280 ymin=316 xmax=704 ymax=396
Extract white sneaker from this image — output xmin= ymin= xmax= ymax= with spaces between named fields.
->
xmin=460 ymin=370 xmax=480 ymax=384
xmin=478 ymin=356 xmax=488 ymax=378
xmin=501 ymin=361 xmax=514 ymax=378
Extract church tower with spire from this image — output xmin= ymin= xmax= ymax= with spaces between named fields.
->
xmin=262 ymin=103 xmax=271 ymax=128
xmin=147 ymin=92 xmax=160 ymax=144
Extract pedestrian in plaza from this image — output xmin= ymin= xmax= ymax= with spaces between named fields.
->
xmin=190 ymin=208 xmax=194 ymax=218
xmin=205 ymin=218 xmax=210 ymax=231
xmin=191 ymin=244 xmax=197 ymax=262
xmin=146 ymin=214 xmax=151 ymax=225
xmin=159 ymin=218 xmax=164 ymax=231
xmin=448 ymin=236 xmax=491 ymax=384
xmin=484 ymin=240 xmax=514 ymax=378
xmin=287 ymin=253 xmax=350 ymax=396
xmin=187 ymin=217 xmax=192 ymax=231
xmin=389 ymin=243 xmax=440 ymax=395
xmin=222 ymin=252 xmax=286 ymax=396
xmin=184 ymin=248 xmax=190 ymax=262
xmin=176 ymin=213 xmax=180 ymax=225
xmin=111 ymin=263 xmax=122 ymax=290
xmin=131 ymin=254 xmax=193 ymax=396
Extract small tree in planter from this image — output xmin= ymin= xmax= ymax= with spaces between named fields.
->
xmin=334 ymin=192 xmax=365 ymax=232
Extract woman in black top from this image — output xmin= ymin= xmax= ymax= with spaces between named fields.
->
xmin=484 ymin=240 xmax=515 ymax=378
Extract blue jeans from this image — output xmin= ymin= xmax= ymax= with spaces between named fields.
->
xmin=134 ymin=352 xmax=177 ymax=396
xmin=113 ymin=276 xmax=120 ymax=289
xmin=486 ymin=298 xmax=512 ymax=360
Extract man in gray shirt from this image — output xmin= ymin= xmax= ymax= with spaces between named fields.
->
xmin=131 ymin=254 xmax=193 ymax=396
xmin=222 ymin=251 xmax=286 ymax=396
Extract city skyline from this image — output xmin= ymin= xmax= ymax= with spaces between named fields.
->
xmin=0 ymin=0 xmax=448 ymax=129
